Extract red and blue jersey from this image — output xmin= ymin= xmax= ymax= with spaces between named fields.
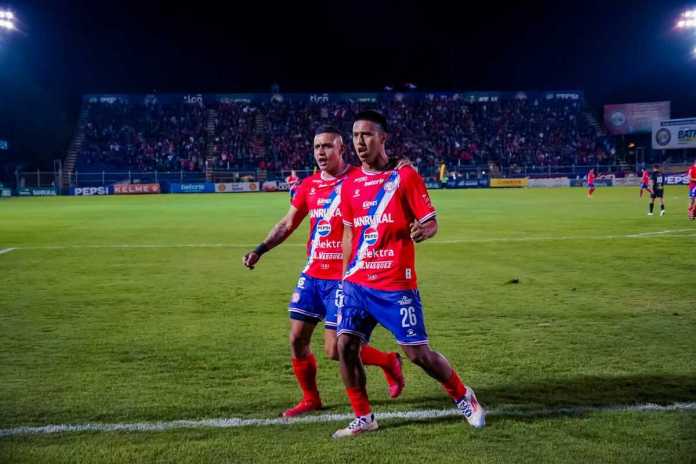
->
xmin=286 ymin=175 xmax=300 ymax=191
xmin=587 ymin=171 xmax=596 ymax=186
xmin=340 ymin=166 xmax=436 ymax=291
xmin=291 ymin=166 xmax=355 ymax=280
xmin=641 ymin=171 xmax=650 ymax=186
xmin=688 ymin=166 xmax=696 ymax=189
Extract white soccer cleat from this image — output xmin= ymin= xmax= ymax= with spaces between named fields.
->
xmin=456 ymin=386 xmax=486 ymax=428
xmin=660 ymin=210 xmax=665 ymax=216
xmin=648 ymin=212 xmax=654 ymax=216
xmin=332 ymin=413 xmax=378 ymax=439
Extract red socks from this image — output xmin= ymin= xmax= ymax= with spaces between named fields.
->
xmin=346 ymin=386 xmax=372 ymax=416
xmin=291 ymin=353 xmax=320 ymax=402
xmin=360 ymin=344 xmax=391 ymax=368
xmin=441 ymin=369 xmax=467 ymax=401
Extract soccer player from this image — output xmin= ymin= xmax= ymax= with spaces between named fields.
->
xmin=332 ymin=111 xmax=485 ymax=439
xmin=285 ymin=169 xmax=300 ymax=202
xmin=587 ymin=168 xmax=596 ymax=198
xmin=243 ymin=126 xmax=405 ymax=418
xmin=640 ymin=168 xmax=651 ymax=198
xmin=687 ymin=160 xmax=696 ymax=220
xmin=648 ymin=165 xmax=665 ymax=216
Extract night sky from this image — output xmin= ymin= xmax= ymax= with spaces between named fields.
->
xmin=1 ymin=0 xmax=696 ymax=169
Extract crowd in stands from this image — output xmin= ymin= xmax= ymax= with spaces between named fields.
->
xmin=78 ymin=95 xmax=611 ymax=179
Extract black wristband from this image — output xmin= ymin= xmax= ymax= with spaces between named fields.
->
xmin=254 ymin=243 xmax=269 ymax=256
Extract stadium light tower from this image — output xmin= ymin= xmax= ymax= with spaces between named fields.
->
xmin=676 ymin=8 xmax=696 ymax=29
xmin=0 ymin=9 xmax=16 ymax=31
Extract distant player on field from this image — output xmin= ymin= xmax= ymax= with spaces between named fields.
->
xmin=640 ymin=168 xmax=651 ymax=198
xmin=687 ymin=160 xmax=696 ymax=220
xmin=331 ymin=110 xmax=485 ymax=439
xmin=285 ymin=169 xmax=300 ymax=202
xmin=648 ymin=165 xmax=665 ymax=216
xmin=243 ymin=126 xmax=405 ymax=418
xmin=586 ymin=168 xmax=596 ymax=199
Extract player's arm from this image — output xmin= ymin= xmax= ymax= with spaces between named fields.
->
xmin=402 ymin=166 xmax=438 ymax=243
xmin=410 ymin=218 xmax=438 ymax=243
xmin=342 ymin=224 xmax=353 ymax=276
xmin=242 ymin=205 xmax=307 ymax=269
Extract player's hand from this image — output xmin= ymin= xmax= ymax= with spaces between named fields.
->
xmin=410 ymin=221 xmax=426 ymax=243
xmin=242 ymin=251 xmax=261 ymax=269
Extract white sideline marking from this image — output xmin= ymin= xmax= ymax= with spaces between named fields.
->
xmin=0 ymin=247 xmax=16 ymax=255
xmin=1 ymin=402 xmax=695 ymax=437
xmin=6 ymin=229 xmax=696 ymax=251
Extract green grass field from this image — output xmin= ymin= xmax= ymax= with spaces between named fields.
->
xmin=1 ymin=187 xmax=695 ymax=463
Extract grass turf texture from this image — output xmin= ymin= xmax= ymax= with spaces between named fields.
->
xmin=1 ymin=187 xmax=695 ymax=463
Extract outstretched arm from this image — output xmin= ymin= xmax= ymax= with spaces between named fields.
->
xmin=242 ymin=206 xmax=307 ymax=269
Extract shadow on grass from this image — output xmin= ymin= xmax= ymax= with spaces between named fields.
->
xmin=374 ymin=374 xmax=696 ymax=430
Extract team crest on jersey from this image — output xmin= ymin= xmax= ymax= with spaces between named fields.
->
xmin=317 ymin=220 xmax=332 ymax=237
xmin=364 ymin=227 xmax=379 ymax=246
xmin=291 ymin=292 xmax=300 ymax=303
xmin=353 ymin=189 xmax=360 ymax=197
xmin=384 ymin=180 xmax=398 ymax=192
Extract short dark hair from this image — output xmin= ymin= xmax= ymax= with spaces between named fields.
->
xmin=314 ymin=125 xmax=342 ymax=136
xmin=354 ymin=110 xmax=388 ymax=132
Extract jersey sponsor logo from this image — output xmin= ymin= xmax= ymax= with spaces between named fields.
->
xmin=364 ymin=228 xmax=379 ymax=246
xmin=363 ymin=179 xmax=386 ymax=187
xmin=358 ymin=248 xmax=394 ymax=259
xmin=354 ymin=176 xmax=368 ymax=182
xmin=353 ymin=213 xmax=395 ymax=227
xmin=310 ymin=208 xmax=341 ymax=219
xmin=360 ymin=260 xmax=393 ymax=270
xmin=317 ymin=220 xmax=332 ymax=237
xmin=398 ymin=296 xmax=412 ymax=306
xmin=314 ymin=252 xmax=343 ymax=260
xmin=362 ymin=200 xmax=377 ymax=209
xmin=317 ymin=198 xmax=332 ymax=206
xmin=318 ymin=240 xmax=341 ymax=249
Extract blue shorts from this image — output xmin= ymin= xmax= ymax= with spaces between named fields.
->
xmin=640 ymin=183 xmax=648 ymax=189
xmin=288 ymin=274 xmax=341 ymax=330
xmin=689 ymin=186 xmax=696 ymax=199
xmin=337 ymin=281 xmax=429 ymax=346
xmin=588 ymin=183 xmax=595 ymax=188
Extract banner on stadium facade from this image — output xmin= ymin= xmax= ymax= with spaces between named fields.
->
xmin=604 ymin=101 xmax=670 ymax=135
xmin=490 ymin=178 xmax=529 ymax=188
xmin=84 ymin=90 xmax=585 ymax=106
xmin=445 ymin=179 xmax=490 ymax=188
xmin=652 ymin=118 xmax=696 ymax=150
xmin=17 ymin=187 xmax=57 ymax=196
xmin=262 ymin=181 xmax=279 ymax=192
xmin=1 ymin=188 xmax=11 ymax=197
xmin=527 ymin=177 xmax=571 ymax=188
xmin=112 ymin=183 xmax=161 ymax=194
xmin=168 ymin=182 xmax=215 ymax=193
xmin=71 ymin=186 xmax=111 ymax=196
xmin=214 ymin=182 xmax=260 ymax=193
xmin=665 ymin=174 xmax=688 ymax=185
xmin=570 ymin=178 xmax=613 ymax=187
xmin=612 ymin=177 xmax=642 ymax=187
